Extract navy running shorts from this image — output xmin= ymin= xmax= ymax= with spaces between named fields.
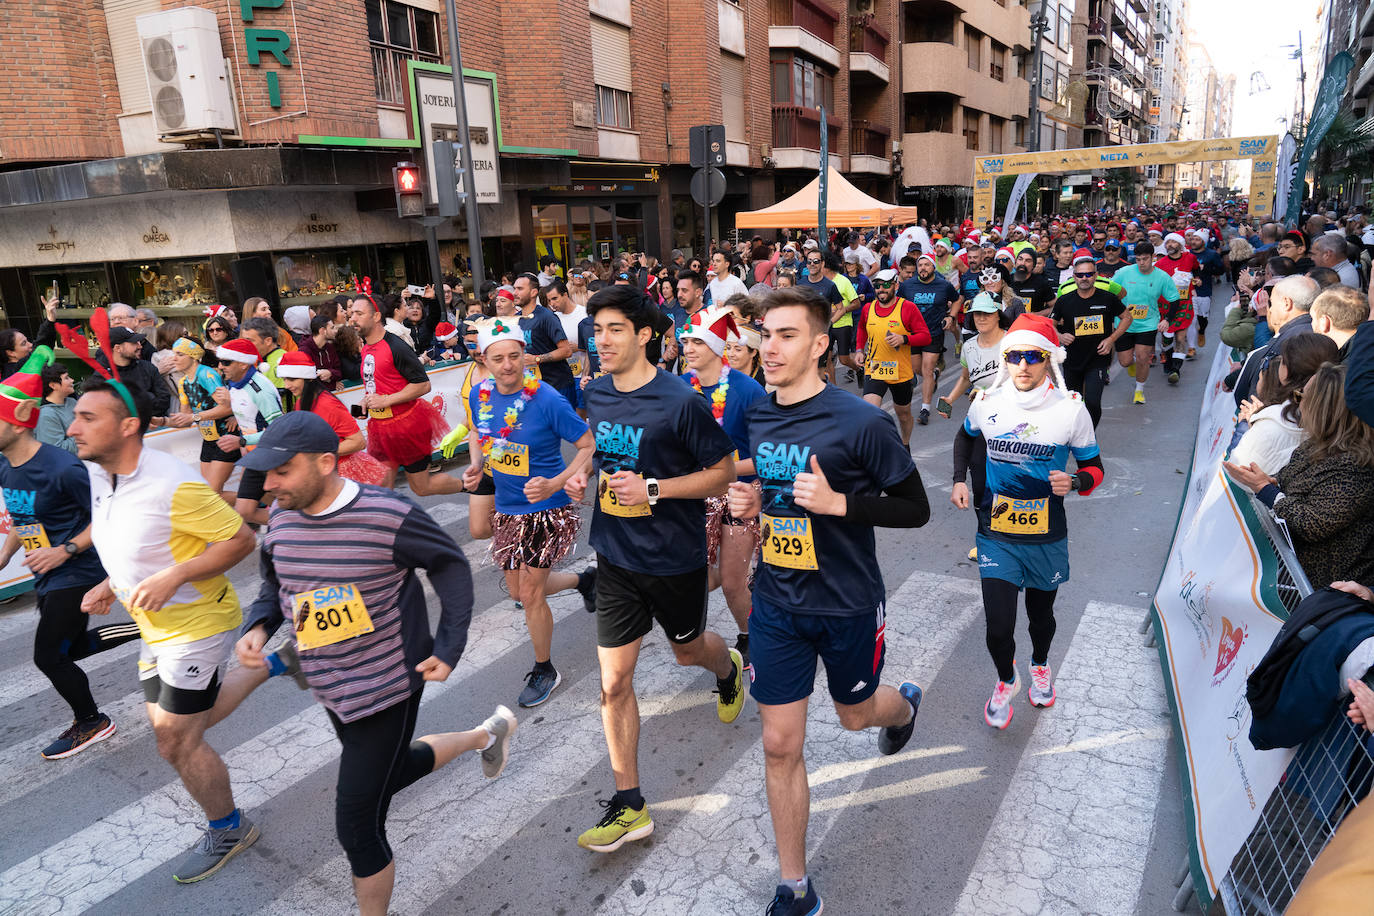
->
xmin=748 ymin=595 xmax=886 ymax=707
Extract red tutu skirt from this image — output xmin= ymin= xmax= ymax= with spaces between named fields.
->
xmin=337 ymin=450 xmax=389 ymax=486
xmin=365 ymin=398 xmax=450 ymax=468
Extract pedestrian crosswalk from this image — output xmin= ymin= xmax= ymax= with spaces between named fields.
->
xmin=0 ymin=518 xmax=1175 ymax=916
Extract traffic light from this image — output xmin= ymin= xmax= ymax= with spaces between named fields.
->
xmin=1095 ymin=178 xmax=1107 ymax=190
xmin=393 ymin=161 xmax=424 ymax=218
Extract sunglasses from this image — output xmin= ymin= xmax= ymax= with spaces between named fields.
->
xmin=1004 ymin=349 xmax=1049 ymax=365
xmin=806 ymin=258 xmax=822 ymax=265
xmin=873 ymin=280 xmax=895 ymax=287
xmin=1073 ymin=271 xmax=1096 ymax=278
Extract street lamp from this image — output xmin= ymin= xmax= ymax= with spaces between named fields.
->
xmin=1027 ymin=1 xmax=1052 ymax=152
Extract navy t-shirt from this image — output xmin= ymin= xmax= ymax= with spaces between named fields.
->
xmin=585 ymin=369 xmax=736 ymax=575
xmin=745 ymin=385 xmax=916 ymax=616
xmin=468 ymin=381 xmax=589 ymax=515
xmin=577 ymin=315 xmax=600 ymax=377
xmin=898 ymin=275 xmax=960 ymax=331
xmin=1193 ymin=248 xmax=1225 ymax=297
xmin=959 ymin=270 xmax=982 ymax=303
xmin=0 ymin=444 xmax=107 ymax=593
xmin=799 ymin=273 xmax=842 ymax=307
xmin=678 ymin=367 xmax=767 ymax=480
xmin=519 ymin=305 xmax=573 ymax=392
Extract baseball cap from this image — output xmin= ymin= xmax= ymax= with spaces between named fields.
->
xmin=873 ymin=268 xmax=898 ymax=283
xmin=967 ymin=292 xmax=1001 ymax=314
xmin=237 ymin=411 xmax=340 ymax=472
xmin=109 ymin=327 xmax=145 ymax=346
xmin=1104 ymin=239 xmax=1121 ymax=249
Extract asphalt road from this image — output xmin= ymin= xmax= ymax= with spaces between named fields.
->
xmin=0 ymin=320 xmax=1217 ymax=916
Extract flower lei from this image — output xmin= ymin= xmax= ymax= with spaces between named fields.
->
xmin=686 ymin=363 xmax=730 ymax=426
xmin=476 ymin=369 xmax=539 ymax=461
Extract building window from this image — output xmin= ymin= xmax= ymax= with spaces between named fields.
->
xmin=906 ymin=95 xmax=953 ymax=133
xmin=989 ymin=115 xmax=1005 ymax=153
xmin=963 ymin=107 xmax=980 ymax=149
xmin=1154 ymin=37 xmax=1165 ymax=58
xmin=596 ymin=85 xmax=633 ymax=129
xmin=367 ymin=0 xmax=440 ymax=105
xmin=772 ymin=54 xmax=833 ymax=111
xmin=1013 ymin=116 xmax=1026 ymax=146
xmin=990 ymin=43 xmax=1006 ymax=81
xmin=965 ymin=27 xmax=982 ymax=72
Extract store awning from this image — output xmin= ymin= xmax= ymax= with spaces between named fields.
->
xmin=735 ymin=167 xmax=919 ymax=229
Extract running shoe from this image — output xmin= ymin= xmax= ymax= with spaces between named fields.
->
xmin=1126 ymin=362 xmax=1136 ymax=379
xmin=984 ymin=667 xmax=1021 ymax=730
xmin=1186 ymin=348 xmax=1197 ymax=359
xmin=41 ymin=714 xmax=115 ymax=760
xmin=264 ymin=642 xmax=309 ymax=690
xmin=1132 ymin=390 xmax=1146 ymax=405
xmin=480 ymin=705 xmax=518 ymax=778
xmin=1028 ymin=664 xmax=1056 ymax=708
xmin=766 ymin=879 xmax=823 ymax=915
xmin=878 ymin=682 xmax=923 ymax=756
xmin=172 ymin=814 xmax=260 ymax=883
xmin=716 ymin=647 xmax=745 ymax=723
xmin=577 ymin=798 xmax=654 ymax=852
xmin=518 ymin=666 xmax=561 ymax=708
xmin=967 ymin=546 xmax=977 ymax=561
xmin=1198 ymin=331 xmax=1207 ymax=347
xmin=1167 ymin=370 xmax=1180 ymax=385
xmin=576 ymin=566 xmax=598 ymax=614
xmin=918 ymin=408 xmax=930 ymax=426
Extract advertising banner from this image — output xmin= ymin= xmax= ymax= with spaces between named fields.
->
xmin=1285 ymin=52 xmax=1356 ymax=228
xmin=1002 ymin=172 xmax=1037 ymax=232
xmin=1150 ymin=343 xmax=1296 ymax=912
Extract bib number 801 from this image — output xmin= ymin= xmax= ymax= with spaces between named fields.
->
xmin=314 ymin=605 xmax=357 ymax=630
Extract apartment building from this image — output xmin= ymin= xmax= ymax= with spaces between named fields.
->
xmin=1317 ymin=0 xmax=1374 ymax=205
xmin=1176 ymin=42 xmax=1235 ymax=199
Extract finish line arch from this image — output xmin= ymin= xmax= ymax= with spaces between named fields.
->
xmin=970 ymin=135 xmax=1280 ymax=225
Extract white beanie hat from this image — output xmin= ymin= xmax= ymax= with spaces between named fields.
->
xmin=477 ymin=317 xmax=525 ymax=354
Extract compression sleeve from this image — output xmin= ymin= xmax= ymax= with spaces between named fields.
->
xmin=843 ymin=466 xmax=930 ymax=528
xmin=1074 ymin=454 xmax=1105 ymax=496
xmin=953 ymin=425 xmax=978 ymax=483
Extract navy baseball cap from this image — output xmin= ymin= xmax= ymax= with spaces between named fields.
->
xmin=237 ymin=411 xmax=340 ymax=472
xmin=1104 ymin=239 xmax=1121 ymax=249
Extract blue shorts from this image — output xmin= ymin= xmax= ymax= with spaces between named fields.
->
xmin=975 ymin=533 xmax=1070 ymax=591
xmin=748 ymin=596 xmax=885 ymax=706
xmin=556 ymin=381 xmax=580 ymax=410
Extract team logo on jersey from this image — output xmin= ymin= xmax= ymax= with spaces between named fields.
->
xmin=1008 ymin=422 xmax=1040 ymax=440
xmin=2 ymin=488 xmax=35 ymax=517
xmin=595 ymin=422 xmax=644 ymax=461
xmin=754 ymin=441 xmax=811 ymax=481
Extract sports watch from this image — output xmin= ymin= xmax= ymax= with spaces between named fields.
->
xmin=63 ymin=541 xmax=80 ymax=555
xmin=645 ymin=478 xmax=660 ymax=506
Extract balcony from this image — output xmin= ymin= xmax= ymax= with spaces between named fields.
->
xmin=849 ymin=16 xmax=891 ymax=83
xmin=849 ymin=120 xmax=892 ymax=175
xmin=1087 ymin=16 xmax=1107 ymax=40
xmin=769 ymin=0 xmax=841 ymax=67
xmin=1355 ymin=50 xmax=1374 ymax=97
xmin=1361 ymin=1 xmax=1374 ymax=38
xmin=772 ymin=105 xmax=842 ymax=169
xmin=903 ymin=41 xmax=1026 ymax=116
xmin=901 ymin=130 xmax=975 ymax=187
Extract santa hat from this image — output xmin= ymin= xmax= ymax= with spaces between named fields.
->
xmin=276 ymin=351 xmax=318 ymax=380
xmin=216 ymin=338 xmax=260 ymax=365
xmin=1071 ymin=248 xmax=1097 ymax=267
xmin=954 ymin=250 xmax=970 ymax=271
xmin=203 ymin=304 xmax=232 ymax=320
xmin=989 ymin=313 xmax=1067 ymax=394
xmin=916 ymin=252 xmax=937 ymax=267
xmin=1148 ymin=223 xmax=1165 ymax=235
xmin=679 ymin=306 xmax=739 ymax=357
xmin=1163 ymin=232 xmax=1186 ymax=248
xmin=994 ymin=246 xmax=1015 ymax=261
xmin=478 ymin=317 xmax=525 ymax=353
xmin=435 ymin=322 xmax=460 ymax=342
xmin=967 ymin=229 xmax=982 ymax=243
xmin=0 ymin=348 xmax=53 ymax=429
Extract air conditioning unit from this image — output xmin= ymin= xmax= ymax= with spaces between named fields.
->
xmin=136 ymin=7 xmax=235 ymax=135
xmin=853 ymin=0 xmax=874 ymax=14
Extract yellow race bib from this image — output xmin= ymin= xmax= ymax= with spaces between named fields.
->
xmin=598 ymin=469 xmax=651 ymax=518
xmin=293 ymin=583 xmax=375 ymax=650
xmin=1130 ymin=306 xmax=1149 ymax=321
xmin=15 ymin=523 xmax=50 ymax=552
xmin=989 ymin=495 xmax=1049 ymax=536
xmin=761 ymin=514 xmax=819 ymax=570
xmin=868 ymin=359 xmax=900 ymax=381
xmin=367 ymin=405 xmax=393 ymax=420
xmin=197 ymin=419 xmax=220 ymax=442
xmin=1073 ymin=315 xmax=1105 ymax=336
xmin=489 ymin=442 xmax=529 ymax=477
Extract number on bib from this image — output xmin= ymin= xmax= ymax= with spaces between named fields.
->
xmin=761 ymin=514 xmax=819 ymax=570
xmin=868 ymin=359 xmax=899 ymax=381
xmin=989 ymin=494 xmax=1049 ymax=536
xmin=367 ymin=405 xmax=393 ymax=419
xmin=489 ymin=442 xmax=530 ymax=477
xmin=598 ymin=469 xmax=652 ymax=518
xmin=1130 ymin=306 xmax=1149 ymax=321
xmin=1073 ymin=315 xmax=1105 ymax=336
xmin=15 ymin=523 xmax=50 ymax=553
xmin=292 ymin=583 xmax=375 ymax=650
xmin=197 ymin=420 xmax=220 ymax=442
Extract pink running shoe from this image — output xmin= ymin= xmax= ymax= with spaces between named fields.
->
xmin=1028 ymin=663 xmax=1057 ymax=708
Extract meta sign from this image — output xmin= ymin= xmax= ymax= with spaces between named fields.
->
xmin=239 ymin=0 xmax=294 ymax=108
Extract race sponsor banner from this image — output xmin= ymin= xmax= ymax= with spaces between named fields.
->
xmin=1001 ymin=173 xmax=1037 ymax=236
xmin=0 ymin=361 xmax=474 ymax=600
xmin=1285 ymin=52 xmax=1356 ymax=229
xmin=1151 ymin=341 xmax=1295 ymax=912
xmin=1273 ymin=133 xmax=1298 ymax=229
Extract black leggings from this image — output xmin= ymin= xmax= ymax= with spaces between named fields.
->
xmin=969 ymin=434 xmax=988 ymax=507
xmin=981 ymin=578 xmax=1058 ymax=683
xmin=1063 ymin=364 xmax=1107 ymax=427
xmin=328 ymin=689 xmax=436 ymax=878
xmin=34 ymin=585 xmax=141 ymax=721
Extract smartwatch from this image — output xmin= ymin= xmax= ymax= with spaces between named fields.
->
xmin=645 ymin=478 xmax=660 ymax=506
xmin=1069 ymin=474 xmax=1081 ymax=492
xmin=63 ymin=541 xmax=80 ymax=556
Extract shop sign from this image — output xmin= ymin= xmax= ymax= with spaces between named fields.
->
xmin=143 ymin=225 xmax=171 ymax=244
xmin=414 ymin=70 xmax=502 ymax=206
xmin=36 ymin=225 xmax=76 ymax=254
xmin=239 ymin=0 xmax=296 ymax=109
xmin=304 ymin=212 xmax=340 ymax=234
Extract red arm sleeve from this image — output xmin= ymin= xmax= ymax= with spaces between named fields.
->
xmin=902 ymin=301 xmax=932 ymax=347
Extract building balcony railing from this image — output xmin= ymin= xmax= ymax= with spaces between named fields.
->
xmin=850 ymin=120 xmax=891 ymax=158
xmin=770 ymin=0 xmax=838 ymax=46
xmin=849 ymin=16 xmax=890 ymax=60
xmin=1087 ymin=16 xmax=1108 ymax=39
xmin=773 ymin=105 xmax=841 ymax=151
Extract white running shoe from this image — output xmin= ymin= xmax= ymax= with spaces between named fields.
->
xmin=984 ymin=667 xmax=1021 ymax=730
xmin=1028 ymin=663 xmax=1057 ymax=708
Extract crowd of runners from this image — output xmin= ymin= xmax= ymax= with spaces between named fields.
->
xmin=8 ymin=197 xmax=1372 ymax=915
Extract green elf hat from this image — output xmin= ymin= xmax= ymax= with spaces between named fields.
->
xmin=0 ymin=346 xmax=55 ymax=429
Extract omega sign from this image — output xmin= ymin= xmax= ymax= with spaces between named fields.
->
xmin=414 ymin=69 xmax=502 ymax=206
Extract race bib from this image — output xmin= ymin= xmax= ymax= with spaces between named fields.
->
xmin=15 ymin=523 xmax=50 ymax=552
xmin=598 ymin=469 xmax=651 ymax=518
xmin=761 ymin=514 xmax=819 ymax=570
xmin=489 ymin=442 xmax=529 ymax=477
xmin=1073 ymin=315 xmax=1105 ymax=336
xmin=367 ymin=404 xmax=393 ymax=420
xmin=569 ymin=354 xmax=586 ymax=377
xmin=989 ymin=494 xmax=1049 ymax=536
xmin=1130 ymin=306 xmax=1149 ymax=321
xmin=293 ymin=583 xmax=375 ymax=651
xmin=197 ymin=419 xmax=220 ymax=442
xmin=868 ymin=359 xmax=899 ymax=381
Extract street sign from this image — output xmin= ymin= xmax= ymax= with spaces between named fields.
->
xmin=690 ymin=167 xmax=726 ymax=208
xmin=689 ymin=124 xmax=726 ymax=169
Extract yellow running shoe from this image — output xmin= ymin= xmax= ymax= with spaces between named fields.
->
xmin=968 ymin=546 xmax=978 ymax=561
xmin=717 ymin=647 xmax=745 ymax=723
xmin=577 ymin=798 xmax=654 ymax=852
xmin=1127 ymin=362 xmax=1136 ymax=379
xmin=1133 ymin=390 xmax=1146 ymax=405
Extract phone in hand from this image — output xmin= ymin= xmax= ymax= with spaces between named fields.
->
xmin=350 ymin=403 xmax=365 ymax=419
xmin=406 ymin=285 xmax=426 ymax=296
xmin=936 ymin=397 xmax=953 ymax=418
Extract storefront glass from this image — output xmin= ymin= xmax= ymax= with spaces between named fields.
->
xmin=117 ymin=259 xmax=217 ymax=309
xmin=30 ymin=263 xmax=112 ymax=310
xmin=274 ymin=247 xmax=366 ymax=308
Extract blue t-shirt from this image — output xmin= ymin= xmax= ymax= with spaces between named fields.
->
xmin=468 ymin=381 xmax=589 ymax=515
xmin=959 ymin=270 xmax=982 ymax=303
xmin=746 ymin=385 xmax=916 ymax=616
xmin=519 ymin=305 xmax=572 ymax=391
xmin=898 ymin=275 xmax=960 ymax=331
xmin=799 ymin=273 xmax=843 ymax=307
xmin=577 ymin=315 xmax=600 ymax=377
xmin=1121 ymin=240 xmax=1137 ymax=259
xmin=848 ymin=272 xmax=876 ymax=304
xmin=585 ymin=369 xmax=736 ymax=575
xmin=1192 ymin=247 xmax=1225 ymax=298
xmin=0 ymin=443 xmax=107 ymax=593
xmin=678 ymin=367 xmax=767 ymax=480
xmin=1113 ymin=264 xmax=1181 ymax=332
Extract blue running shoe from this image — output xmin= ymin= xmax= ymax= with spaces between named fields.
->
xmin=878 ymin=682 xmax=922 ymax=756
xmin=766 ymin=879 xmax=822 ymax=915
xmin=518 ymin=666 xmax=561 ymax=708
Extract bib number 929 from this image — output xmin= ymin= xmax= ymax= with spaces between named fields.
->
xmin=761 ymin=514 xmax=819 ymax=570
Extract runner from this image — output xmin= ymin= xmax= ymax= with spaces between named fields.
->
xmin=275 ymin=351 xmax=389 ymax=485
xmin=1185 ymin=229 xmax=1226 ymax=355
xmin=1153 ymin=233 xmax=1199 ymax=384
xmin=1053 ymin=252 xmax=1131 ymax=427
xmin=1111 ymin=241 xmax=1180 ymax=405
xmin=950 ymin=314 xmax=1104 ymax=730
xmin=563 ymin=284 xmax=745 ymax=854
xmin=462 ymin=318 xmax=596 ymax=708
xmin=1097 ymin=239 xmax=1127 ymax=278
xmin=69 ymin=376 xmax=270 ymax=883
xmin=0 ymin=355 xmax=140 ymax=759
xmin=897 ymin=252 xmax=962 ymax=425
xmin=348 ymin=293 xmax=457 ymax=495
xmin=233 ymin=411 xmax=516 ymax=916
xmin=856 ymin=268 xmax=932 ymax=446
xmin=678 ymin=305 xmax=768 ymax=667
xmin=167 ymin=337 xmax=237 ymax=494
xmin=212 ymin=337 xmax=285 ymax=523
xmin=727 ymin=285 xmax=930 ymax=916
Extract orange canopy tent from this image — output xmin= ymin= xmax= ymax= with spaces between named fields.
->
xmin=735 ymin=167 xmax=919 ymax=229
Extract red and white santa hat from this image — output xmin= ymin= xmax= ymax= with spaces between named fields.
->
xmin=276 ymin=350 xmax=318 ymax=380
xmin=216 ymin=338 xmax=260 ymax=365
xmin=435 ymin=321 xmax=460 ymax=342
xmin=1071 ymin=248 xmax=1097 ymax=267
xmin=992 ymin=313 xmax=1067 ymax=392
xmin=679 ymin=305 xmax=739 ymax=357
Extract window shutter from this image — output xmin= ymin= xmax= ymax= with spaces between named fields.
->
xmin=104 ymin=0 xmax=163 ymax=114
xmin=590 ymin=20 xmax=632 ymax=92
xmin=721 ymin=53 xmax=744 ymax=141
